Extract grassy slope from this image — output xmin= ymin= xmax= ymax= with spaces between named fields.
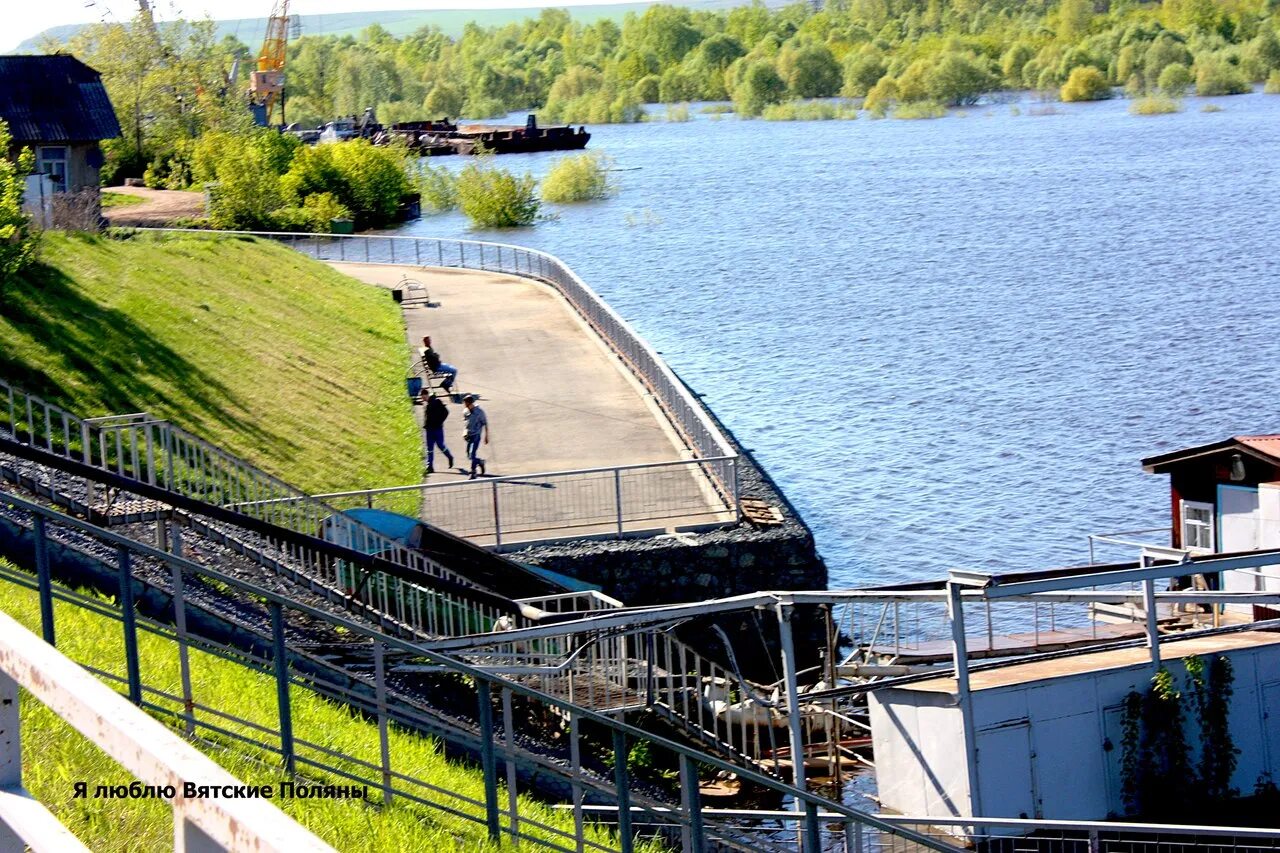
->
xmin=0 ymin=232 xmax=419 ymax=493
xmin=0 ymin=561 xmax=626 ymax=850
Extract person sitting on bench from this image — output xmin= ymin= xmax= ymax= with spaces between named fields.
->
xmin=420 ymin=335 xmax=458 ymax=392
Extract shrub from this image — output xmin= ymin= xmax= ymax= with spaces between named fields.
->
xmin=842 ymin=48 xmax=887 ymax=97
xmin=664 ymin=103 xmax=691 ymax=122
xmin=893 ymin=100 xmax=947 ymax=119
xmin=1195 ymin=59 xmax=1251 ymax=95
xmin=281 ymin=140 xmax=410 ymax=226
xmin=633 ymin=75 xmax=661 ymax=104
xmin=541 ymin=153 xmax=614 ymax=203
xmin=780 ymin=44 xmax=842 ymax=99
xmin=927 ymin=52 xmax=997 ymax=106
xmin=863 ymin=76 xmax=899 ymax=115
xmin=0 ymin=120 xmax=36 ymax=280
xmin=456 ymin=162 xmax=540 ymax=227
xmin=1060 ymin=66 xmax=1113 ymax=101
xmin=1158 ymin=63 xmax=1193 ymax=97
xmin=417 ymin=164 xmax=458 ymax=213
xmin=1130 ymin=95 xmax=1182 ymax=114
xmin=1267 ymin=71 xmax=1280 ymax=94
xmin=1201 ymin=102 xmax=1224 ymax=112
xmin=761 ymin=100 xmax=857 ymax=120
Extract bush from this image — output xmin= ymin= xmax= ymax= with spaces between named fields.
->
xmin=417 ymin=164 xmax=458 ymax=213
xmin=1267 ymin=70 xmax=1280 ymax=94
xmin=633 ymin=75 xmax=661 ymax=104
xmin=1158 ymin=63 xmax=1193 ymax=96
xmin=664 ymin=103 xmax=691 ymax=122
xmin=0 ymin=120 xmax=36 ymax=281
xmin=541 ymin=153 xmax=614 ymax=203
xmin=893 ymin=100 xmax=947 ymax=119
xmin=1130 ymin=95 xmax=1182 ymax=114
xmin=1195 ymin=59 xmax=1251 ymax=95
xmin=1060 ymin=66 xmax=1113 ymax=101
xmin=863 ymin=76 xmax=899 ymax=115
xmin=927 ymin=52 xmax=997 ymax=106
xmin=780 ymin=44 xmax=842 ymax=99
xmin=456 ymin=162 xmax=540 ymax=227
xmin=280 ymin=140 xmax=410 ymax=227
xmin=761 ymin=100 xmax=858 ymax=120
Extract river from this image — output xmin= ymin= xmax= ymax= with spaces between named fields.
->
xmin=388 ymin=91 xmax=1280 ymax=589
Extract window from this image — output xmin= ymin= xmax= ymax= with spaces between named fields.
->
xmin=36 ymin=146 xmax=68 ymax=191
xmin=1181 ymin=500 xmax=1215 ymax=552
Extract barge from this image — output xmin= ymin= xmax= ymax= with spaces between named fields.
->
xmin=289 ymin=112 xmax=589 ymax=156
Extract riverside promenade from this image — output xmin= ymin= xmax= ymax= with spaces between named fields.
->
xmin=328 ymin=262 xmax=735 ymax=546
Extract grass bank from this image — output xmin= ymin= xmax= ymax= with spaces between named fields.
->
xmin=0 ymin=232 xmax=419 ymax=493
xmin=0 ymin=560 xmax=628 ymax=850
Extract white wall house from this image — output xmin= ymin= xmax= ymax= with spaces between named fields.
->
xmin=870 ymin=631 xmax=1280 ymax=829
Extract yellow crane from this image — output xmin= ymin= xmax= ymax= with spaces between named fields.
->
xmin=249 ymin=0 xmax=291 ymax=125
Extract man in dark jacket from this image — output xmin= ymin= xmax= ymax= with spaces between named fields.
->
xmin=422 ymin=392 xmax=455 ymax=473
xmin=420 ymin=335 xmax=458 ymax=391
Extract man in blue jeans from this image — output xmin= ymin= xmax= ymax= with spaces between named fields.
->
xmin=420 ymin=335 xmax=458 ymax=392
xmin=462 ymin=394 xmax=489 ymax=479
xmin=421 ymin=392 xmax=454 ymax=474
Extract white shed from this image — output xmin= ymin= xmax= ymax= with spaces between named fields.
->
xmin=869 ymin=631 xmax=1280 ymax=828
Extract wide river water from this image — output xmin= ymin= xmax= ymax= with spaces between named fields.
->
xmin=389 ymin=92 xmax=1280 ymax=589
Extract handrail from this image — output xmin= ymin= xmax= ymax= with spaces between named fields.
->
xmin=0 ymin=488 xmax=958 ymax=852
xmin=0 ymin=608 xmax=332 ymax=852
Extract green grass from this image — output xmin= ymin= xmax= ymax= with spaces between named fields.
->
xmin=0 ymin=232 xmax=420 ymax=493
xmin=100 ymin=192 xmax=145 ymax=209
xmin=0 ymin=561 xmax=636 ymax=850
xmin=1130 ymin=95 xmax=1183 ymax=115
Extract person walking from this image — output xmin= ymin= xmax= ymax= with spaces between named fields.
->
xmin=462 ymin=394 xmax=489 ymax=479
xmin=422 ymin=392 xmax=454 ymax=474
xmin=420 ymin=335 xmax=458 ymax=392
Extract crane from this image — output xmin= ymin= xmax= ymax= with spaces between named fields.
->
xmin=249 ymin=0 xmax=291 ymax=126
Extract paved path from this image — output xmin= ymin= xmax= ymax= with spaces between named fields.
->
xmin=328 ymin=263 xmax=732 ymax=546
xmin=102 ymin=186 xmax=205 ymax=226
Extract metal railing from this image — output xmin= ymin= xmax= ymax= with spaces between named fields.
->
xmin=0 ymin=489 xmax=958 ymax=853
xmin=120 ymin=228 xmax=744 ymax=531
xmin=309 ymin=456 xmax=739 ymax=547
xmin=0 ymin=607 xmax=332 ymax=852
xmin=0 ymin=380 xmax=525 ymax=640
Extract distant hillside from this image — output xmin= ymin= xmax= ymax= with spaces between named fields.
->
xmin=12 ymin=0 xmax=742 ymax=53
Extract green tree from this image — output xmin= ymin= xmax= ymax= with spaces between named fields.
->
xmin=424 ymin=83 xmax=465 ymax=118
xmin=842 ymin=46 xmax=887 ymax=96
xmin=1061 ymin=65 xmax=1113 ymax=100
xmin=781 ymin=44 xmax=842 ymax=98
xmin=927 ymin=52 xmax=996 ymax=105
xmin=0 ymin=120 xmax=37 ymax=282
xmin=1157 ymin=62 xmax=1192 ymax=95
xmin=1001 ymin=42 xmax=1035 ymax=84
xmin=1195 ymin=57 xmax=1251 ymax=94
xmin=456 ymin=161 xmax=540 ymax=227
xmin=732 ymin=61 xmax=788 ymax=116
xmin=1057 ymin=0 xmax=1094 ymax=43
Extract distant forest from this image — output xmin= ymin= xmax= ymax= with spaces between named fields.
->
xmin=54 ymin=0 xmax=1280 ymax=179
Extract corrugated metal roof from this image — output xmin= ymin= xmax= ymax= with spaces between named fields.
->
xmin=0 ymin=55 xmax=121 ymax=143
xmin=1141 ymin=434 xmax=1280 ymax=472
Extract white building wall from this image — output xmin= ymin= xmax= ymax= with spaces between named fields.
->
xmin=871 ymin=642 xmax=1280 ymax=824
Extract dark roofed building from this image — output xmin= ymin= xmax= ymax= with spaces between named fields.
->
xmin=0 ymin=54 xmax=121 ymax=193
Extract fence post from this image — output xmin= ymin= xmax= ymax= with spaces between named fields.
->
xmin=81 ymin=421 xmax=96 ymax=505
xmin=569 ymin=711 xmax=585 ymax=853
xmin=168 ymin=529 xmax=196 ymax=738
xmin=1088 ymin=828 xmax=1100 ymax=853
xmin=679 ymin=754 xmax=703 ymax=853
xmin=614 ymin=467 xmax=624 ymax=537
xmin=492 ymin=480 xmax=502 ymax=549
xmin=613 ymin=730 xmax=633 ymax=853
xmin=502 ymin=686 xmax=520 ymax=843
xmin=374 ymin=641 xmax=393 ymax=805
xmin=645 ymin=633 xmax=655 ymax=706
xmin=29 ymin=515 xmax=56 ymax=647
xmin=477 ymin=681 xmax=502 ymax=843
xmin=117 ymin=547 xmax=142 ymax=705
xmin=270 ymin=602 xmax=295 ymax=774
xmin=803 ymin=800 xmax=821 ymax=853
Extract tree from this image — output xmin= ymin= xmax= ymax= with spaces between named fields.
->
xmin=1060 ymin=65 xmax=1113 ymax=100
xmin=732 ymin=61 xmax=788 ymax=116
xmin=1195 ymin=57 xmax=1251 ymax=95
xmin=424 ymin=83 xmax=465 ymax=118
xmin=842 ymin=46 xmax=887 ymax=97
xmin=1057 ymin=0 xmax=1093 ymax=44
xmin=1001 ymin=42 xmax=1035 ymax=84
xmin=0 ymin=120 xmax=37 ymax=282
xmin=1157 ymin=62 xmax=1192 ymax=95
xmin=927 ymin=52 xmax=996 ymax=105
xmin=781 ymin=44 xmax=842 ymax=98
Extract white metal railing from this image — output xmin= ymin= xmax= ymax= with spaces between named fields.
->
xmin=0 ymin=608 xmax=332 ymax=852
xmin=308 ymin=456 xmax=739 ymax=546
xmin=0 ymin=379 xmax=524 ymax=639
xmin=121 ymin=228 xmax=744 ymax=531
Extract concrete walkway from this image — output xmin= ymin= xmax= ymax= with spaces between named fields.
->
xmin=328 ymin=263 xmax=732 ymax=545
